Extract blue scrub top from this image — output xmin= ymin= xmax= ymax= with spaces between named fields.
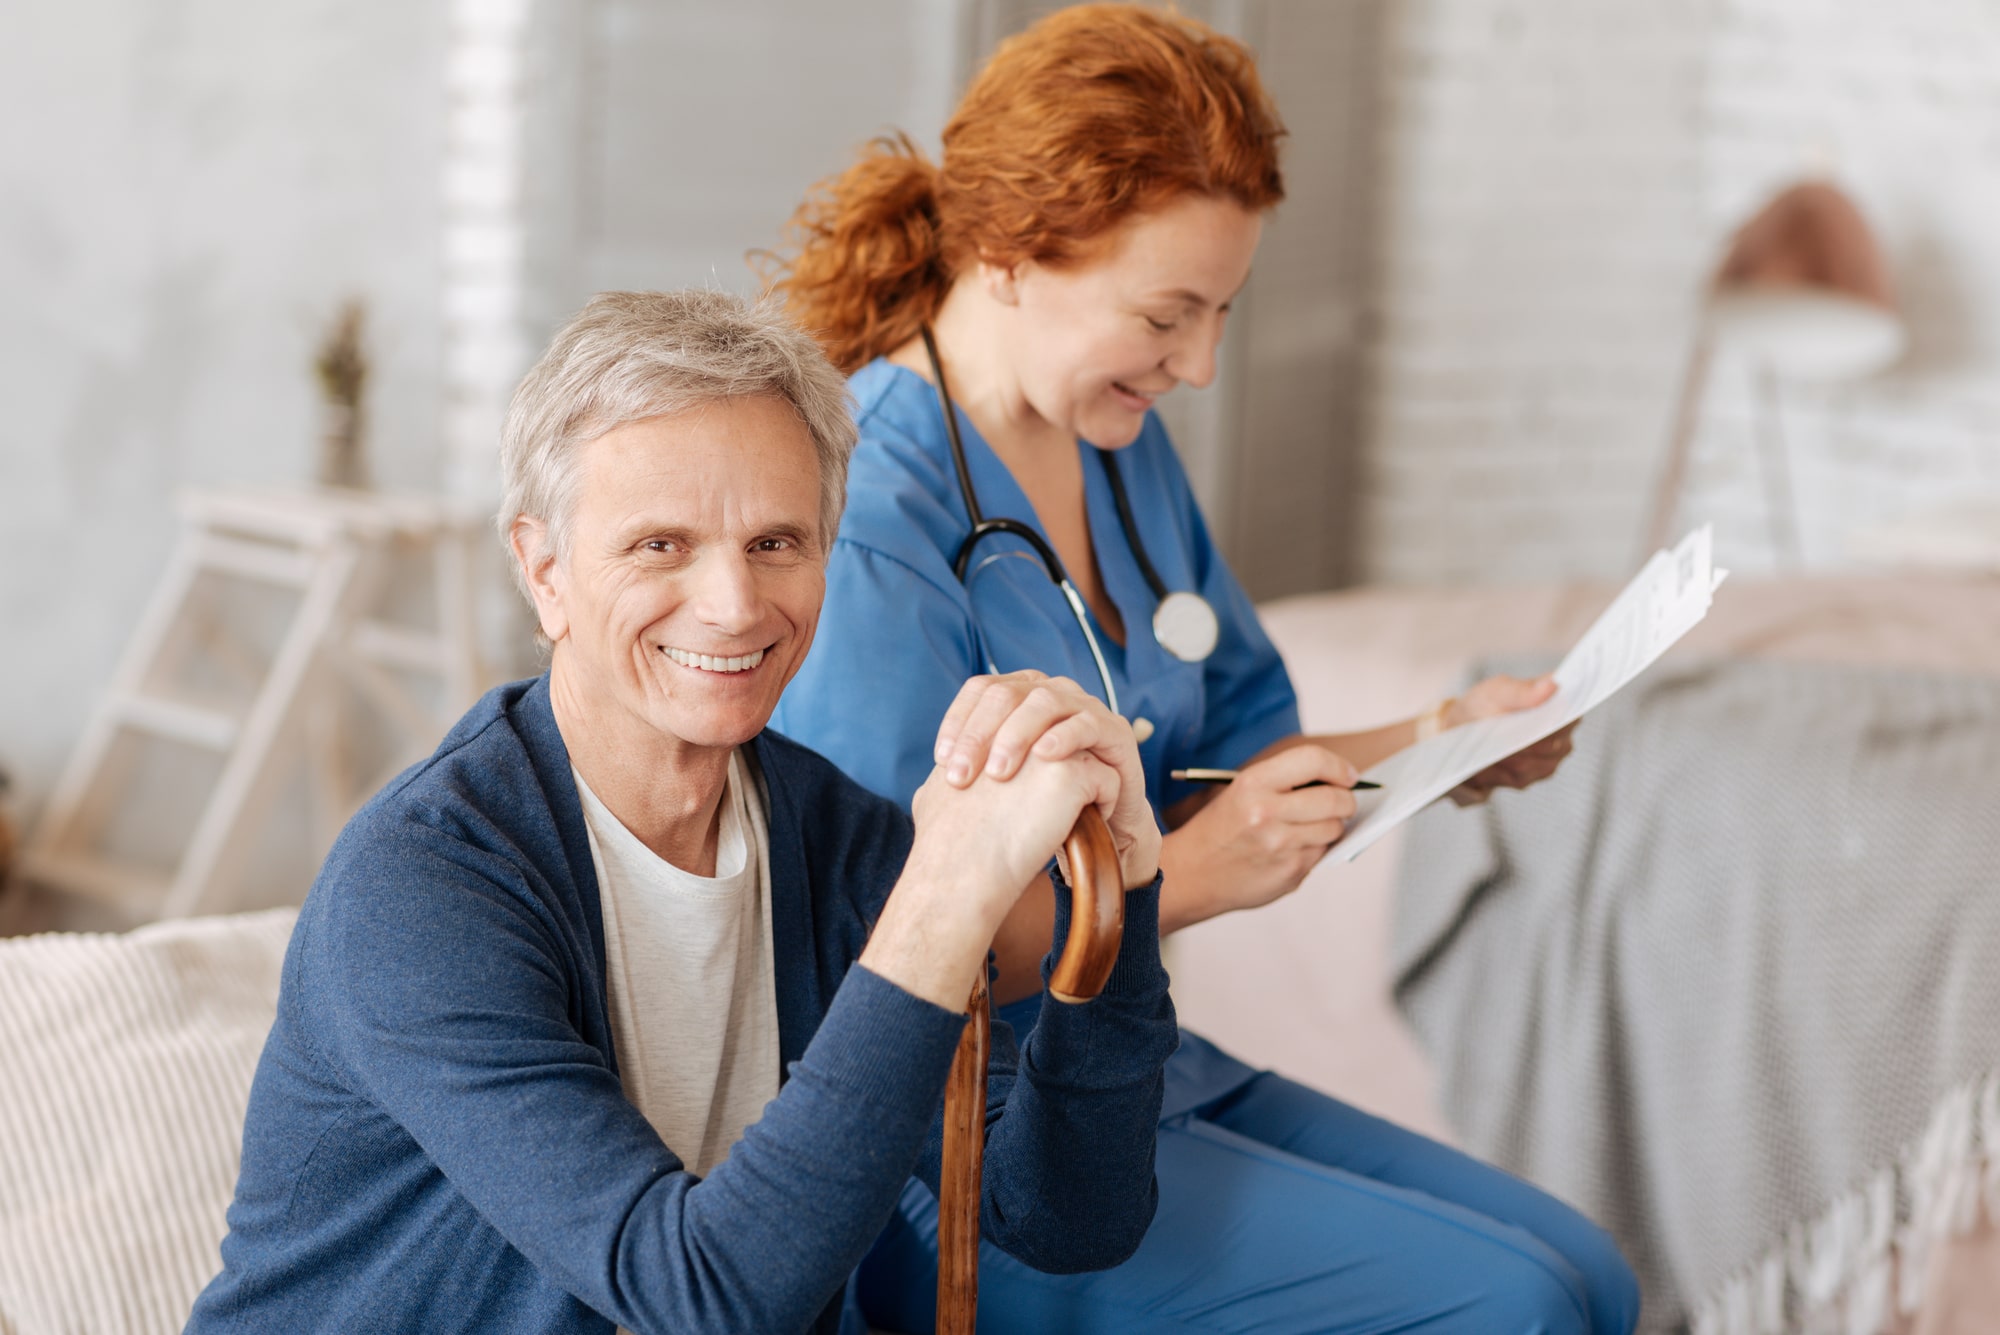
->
xmin=776 ymin=359 xmax=1301 ymax=822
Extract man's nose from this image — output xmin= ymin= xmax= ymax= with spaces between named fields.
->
xmin=687 ymin=552 xmax=761 ymax=630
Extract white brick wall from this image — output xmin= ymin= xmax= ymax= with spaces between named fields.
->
xmin=1358 ymin=0 xmax=2000 ymax=584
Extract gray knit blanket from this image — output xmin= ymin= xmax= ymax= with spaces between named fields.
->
xmin=1392 ymin=658 xmax=2000 ymax=1334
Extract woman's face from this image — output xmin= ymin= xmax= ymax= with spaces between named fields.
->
xmin=996 ymin=194 xmax=1263 ymax=449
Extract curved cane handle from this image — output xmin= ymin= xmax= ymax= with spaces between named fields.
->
xmin=1047 ymin=805 xmax=1125 ymax=1004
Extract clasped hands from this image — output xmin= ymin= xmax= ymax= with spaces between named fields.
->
xmin=862 ymin=671 xmax=1159 ymax=1010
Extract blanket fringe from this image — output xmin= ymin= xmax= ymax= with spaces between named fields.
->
xmin=1691 ymin=1070 xmax=1998 ymax=1335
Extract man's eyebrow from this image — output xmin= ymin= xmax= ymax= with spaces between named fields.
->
xmin=617 ymin=520 xmax=700 ymax=545
xmin=761 ymin=520 xmax=819 ymax=549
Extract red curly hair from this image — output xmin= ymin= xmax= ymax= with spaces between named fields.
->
xmin=765 ymin=4 xmax=1286 ymax=374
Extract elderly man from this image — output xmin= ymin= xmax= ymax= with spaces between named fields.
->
xmin=190 ymin=291 xmax=1176 ymax=1334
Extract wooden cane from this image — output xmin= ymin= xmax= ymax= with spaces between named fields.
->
xmin=937 ymin=805 xmax=1125 ymax=1335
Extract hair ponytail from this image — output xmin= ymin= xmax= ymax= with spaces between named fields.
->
xmin=762 ymin=135 xmax=950 ymax=375
xmin=765 ymin=6 xmax=1285 ymax=377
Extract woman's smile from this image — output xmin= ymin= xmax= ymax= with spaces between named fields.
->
xmin=1109 ymin=381 xmax=1159 ymax=413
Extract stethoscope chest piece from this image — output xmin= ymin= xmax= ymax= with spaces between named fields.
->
xmin=922 ymin=324 xmax=1222 ymax=700
xmin=1152 ymin=590 xmax=1220 ymax=663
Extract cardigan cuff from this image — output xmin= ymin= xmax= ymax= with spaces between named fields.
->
xmin=811 ymin=963 xmax=971 ymax=1113
xmin=1042 ymin=867 xmax=1169 ymax=1004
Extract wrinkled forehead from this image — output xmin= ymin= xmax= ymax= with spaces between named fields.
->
xmin=569 ymin=397 xmax=825 ymax=541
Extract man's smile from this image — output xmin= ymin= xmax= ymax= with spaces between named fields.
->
xmin=659 ymin=644 xmax=769 ymax=674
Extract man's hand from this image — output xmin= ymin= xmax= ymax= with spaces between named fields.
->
xmin=860 ymin=672 xmax=1161 ymax=1010
xmin=928 ymin=671 xmax=1160 ymax=892
xmin=1441 ymin=674 xmax=1578 ymax=806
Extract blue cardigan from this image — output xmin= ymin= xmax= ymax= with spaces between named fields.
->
xmin=189 ymin=677 xmax=1175 ymax=1334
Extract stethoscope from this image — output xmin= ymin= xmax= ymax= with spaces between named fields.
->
xmin=920 ymin=328 xmax=1220 ymax=732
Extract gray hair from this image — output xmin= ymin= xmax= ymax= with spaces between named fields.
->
xmin=497 ymin=289 xmax=857 ymax=598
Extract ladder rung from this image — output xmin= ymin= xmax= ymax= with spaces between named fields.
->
xmin=348 ymin=620 xmax=448 ymax=674
xmin=16 ymin=849 xmax=170 ymax=912
xmin=112 ymin=693 xmax=240 ymax=750
xmin=192 ymin=533 xmax=318 ymax=586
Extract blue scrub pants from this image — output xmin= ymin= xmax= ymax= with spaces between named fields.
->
xmin=854 ymin=1070 xmax=1640 ymax=1334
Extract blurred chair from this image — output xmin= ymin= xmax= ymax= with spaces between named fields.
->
xmin=1644 ymin=180 xmax=1906 ymax=564
xmin=21 ymin=486 xmax=489 ymax=921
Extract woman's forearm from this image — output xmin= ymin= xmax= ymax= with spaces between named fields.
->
xmin=1245 ymin=723 xmax=1418 ymax=775
xmin=1155 ymin=825 xmax=1230 ymax=937
xmin=1313 ymin=721 xmax=1418 ymax=771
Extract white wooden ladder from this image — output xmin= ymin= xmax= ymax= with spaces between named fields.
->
xmin=21 ymin=486 xmax=491 ymax=920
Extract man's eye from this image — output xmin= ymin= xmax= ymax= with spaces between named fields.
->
xmin=754 ymin=538 xmax=792 ymax=553
xmin=643 ymin=540 xmax=679 ymax=553
xmin=1145 ymin=316 xmax=1176 ymax=333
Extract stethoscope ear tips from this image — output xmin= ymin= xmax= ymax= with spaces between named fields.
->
xmin=1130 ymin=717 xmax=1156 ymax=743
xmin=1153 ymin=591 xmax=1221 ymax=664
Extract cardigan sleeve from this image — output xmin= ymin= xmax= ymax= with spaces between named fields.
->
xmin=305 ymin=813 xmax=967 ymax=1335
xmin=908 ymin=870 xmax=1176 ymax=1274
xmin=802 ymin=768 xmax=1177 ymax=1274
xmin=772 ymin=734 xmax=1179 ymax=1278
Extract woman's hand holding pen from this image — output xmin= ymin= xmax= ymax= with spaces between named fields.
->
xmin=1158 ymin=743 xmax=1361 ymax=927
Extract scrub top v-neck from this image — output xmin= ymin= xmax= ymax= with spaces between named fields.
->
xmin=773 ymin=359 xmax=1300 ymax=1113
xmin=774 ymin=358 xmax=1298 ymax=830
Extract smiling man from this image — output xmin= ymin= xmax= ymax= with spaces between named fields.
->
xmin=189 ymin=291 xmax=1177 ymax=1335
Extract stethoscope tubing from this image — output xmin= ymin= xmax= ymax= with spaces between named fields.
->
xmin=919 ymin=327 xmax=1216 ymax=712
xmin=923 ymin=328 xmax=1172 ymax=603
xmin=920 ymin=329 xmax=1122 ymax=714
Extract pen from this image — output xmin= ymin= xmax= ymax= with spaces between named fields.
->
xmin=1171 ymin=767 xmax=1382 ymax=791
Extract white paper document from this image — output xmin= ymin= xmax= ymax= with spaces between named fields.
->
xmin=1329 ymin=526 xmax=1729 ymax=864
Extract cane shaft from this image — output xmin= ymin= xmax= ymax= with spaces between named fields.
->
xmin=936 ymin=971 xmax=988 ymax=1335
xmin=936 ymin=806 xmax=1125 ymax=1333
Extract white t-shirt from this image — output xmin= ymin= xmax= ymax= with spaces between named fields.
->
xmin=574 ymin=751 xmax=781 ymax=1181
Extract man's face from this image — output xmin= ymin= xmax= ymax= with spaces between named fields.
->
xmin=526 ymin=395 xmax=827 ymax=754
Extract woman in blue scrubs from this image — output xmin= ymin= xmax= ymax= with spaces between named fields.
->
xmin=768 ymin=7 xmax=1639 ymax=1332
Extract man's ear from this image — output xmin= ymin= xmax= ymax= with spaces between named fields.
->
xmin=976 ymin=255 xmax=1021 ymax=307
xmin=509 ymin=515 xmax=570 ymax=644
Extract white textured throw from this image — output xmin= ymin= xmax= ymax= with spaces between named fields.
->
xmin=1692 ymin=1070 xmax=2000 ymax=1335
xmin=0 ymin=908 xmax=296 ymax=1335
xmin=1395 ymin=659 xmax=2000 ymax=1333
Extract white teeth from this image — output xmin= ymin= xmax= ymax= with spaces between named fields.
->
xmin=663 ymin=646 xmax=766 ymax=673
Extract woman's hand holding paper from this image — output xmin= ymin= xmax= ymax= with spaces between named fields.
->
xmin=1439 ymin=674 xmax=1579 ymax=806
